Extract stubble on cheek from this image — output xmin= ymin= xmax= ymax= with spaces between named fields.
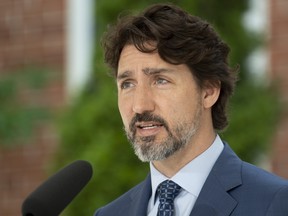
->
xmin=123 ymin=105 xmax=202 ymax=162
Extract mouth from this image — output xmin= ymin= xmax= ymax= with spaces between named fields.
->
xmin=136 ymin=121 xmax=163 ymax=129
xmin=134 ymin=121 xmax=164 ymax=136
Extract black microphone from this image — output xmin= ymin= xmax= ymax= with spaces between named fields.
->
xmin=22 ymin=160 xmax=93 ymax=216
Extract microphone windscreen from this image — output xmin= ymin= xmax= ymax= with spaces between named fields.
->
xmin=22 ymin=160 xmax=93 ymax=216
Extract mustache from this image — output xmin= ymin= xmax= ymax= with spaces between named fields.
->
xmin=129 ymin=112 xmax=169 ymax=133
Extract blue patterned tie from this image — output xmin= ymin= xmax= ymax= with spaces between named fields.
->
xmin=157 ymin=180 xmax=182 ymax=216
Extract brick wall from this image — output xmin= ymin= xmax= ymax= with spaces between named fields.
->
xmin=0 ymin=0 xmax=65 ymax=215
xmin=269 ymin=0 xmax=288 ymax=178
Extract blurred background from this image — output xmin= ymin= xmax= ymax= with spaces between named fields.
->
xmin=0 ymin=0 xmax=287 ymax=215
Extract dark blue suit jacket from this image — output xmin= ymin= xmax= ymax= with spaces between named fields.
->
xmin=94 ymin=144 xmax=288 ymax=215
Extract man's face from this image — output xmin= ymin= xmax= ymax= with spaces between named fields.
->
xmin=117 ymin=45 xmax=204 ymax=162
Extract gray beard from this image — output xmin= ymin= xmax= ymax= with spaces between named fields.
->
xmin=125 ymin=109 xmax=201 ymax=162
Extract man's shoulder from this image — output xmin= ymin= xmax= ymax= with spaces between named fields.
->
xmin=94 ymin=177 xmax=150 ymax=216
xmin=221 ymin=142 xmax=288 ymax=186
xmin=216 ymin=142 xmax=288 ymax=193
xmin=241 ymin=161 xmax=288 ymax=188
xmin=236 ymin=161 xmax=288 ymax=214
xmin=214 ymin=143 xmax=288 ymax=214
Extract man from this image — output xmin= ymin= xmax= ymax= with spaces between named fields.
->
xmin=95 ymin=3 xmax=288 ymax=216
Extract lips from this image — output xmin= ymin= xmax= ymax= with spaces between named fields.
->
xmin=135 ymin=121 xmax=163 ymax=136
xmin=136 ymin=122 xmax=163 ymax=129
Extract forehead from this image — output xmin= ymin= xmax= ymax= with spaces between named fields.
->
xmin=118 ymin=45 xmax=181 ymax=76
xmin=118 ymin=45 xmax=161 ymax=65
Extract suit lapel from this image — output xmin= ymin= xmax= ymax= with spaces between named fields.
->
xmin=190 ymin=143 xmax=242 ymax=216
xmin=127 ymin=174 xmax=152 ymax=216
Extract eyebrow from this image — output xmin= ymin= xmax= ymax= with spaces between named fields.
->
xmin=117 ymin=70 xmax=132 ymax=81
xmin=117 ymin=68 xmax=173 ymax=81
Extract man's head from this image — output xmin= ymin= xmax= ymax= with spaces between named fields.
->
xmin=102 ymin=3 xmax=238 ymax=162
xmin=103 ymin=3 xmax=237 ymax=131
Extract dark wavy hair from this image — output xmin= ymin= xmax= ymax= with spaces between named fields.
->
xmin=102 ymin=3 xmax=238 ymax=131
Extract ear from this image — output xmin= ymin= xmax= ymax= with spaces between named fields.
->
xmin=202 ymin=82 xmax=220 ymax=109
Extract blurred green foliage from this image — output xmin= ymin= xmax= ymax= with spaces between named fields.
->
xmin=53 ymin=0 xmax=279 ymax=215
xmin=0 ymin=67 xmax=51 ymax=146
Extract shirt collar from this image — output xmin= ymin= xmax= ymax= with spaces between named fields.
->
xmin=149 ymin=134 xmax=224 ymax=204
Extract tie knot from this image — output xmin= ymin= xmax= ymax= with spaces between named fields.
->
xmin=157 ymin=180 xmax=182 ymax=202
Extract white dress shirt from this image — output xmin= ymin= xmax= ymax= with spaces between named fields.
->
xmin=147 ymin=135 xmax=224 ymax=216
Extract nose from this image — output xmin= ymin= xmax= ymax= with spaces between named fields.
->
xmin=132 ymin=85 xmax=155 ymax=114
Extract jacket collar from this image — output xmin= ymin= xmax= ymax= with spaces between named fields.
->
xmin=190 ymin=143 xmax=242 ymax=216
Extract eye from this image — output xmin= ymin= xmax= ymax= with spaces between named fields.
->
xmin=155 ymin=77 xmax=169 ymax=85
xmin=119 ymin=80 xmax=135 ymax=89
